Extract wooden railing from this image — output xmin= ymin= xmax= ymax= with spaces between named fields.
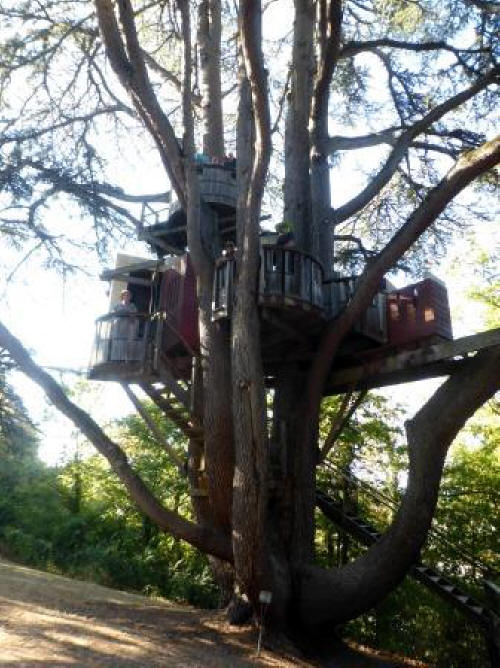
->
xmin=259 ymin=245 xmax=324 ymax=309
xmin=212 ymin=246 xmax=325 ymax=321
xmin=90 ymin=312 xmax=150 ymax=367
xmin=331 ymin=275 xmax=388 ymax=343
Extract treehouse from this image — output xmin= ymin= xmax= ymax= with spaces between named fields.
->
xmin=139 ymin=161 xmax=237 ymax=254
xmin=87 ymin=150 xmax=456 ymax=390
xmin=89 ymin=239 xmax=454 ymax=388
xmin=88 ymin=253 xmax=198 ymax=382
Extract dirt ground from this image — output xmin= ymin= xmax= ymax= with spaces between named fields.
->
xmin=0 ymin=559 xmax=428 ymax=667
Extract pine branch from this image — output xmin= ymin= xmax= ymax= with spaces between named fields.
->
xmin=334 ymin=67 xmax=499 ymax=224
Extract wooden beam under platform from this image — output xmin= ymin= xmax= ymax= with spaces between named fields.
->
xmin=325 ymin=328 xmax=500 ymax=395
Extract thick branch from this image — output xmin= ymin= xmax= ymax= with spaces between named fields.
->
xmin=0 ymin=320 xmax=232 ymax=562
xmin=306 ymin=134 xmax=500 ymax=431
xmin=94 ymin=0 xmax=186 ymax=205
xmin=340 ymin=38 xmax=490 ymax=60
xmin=230 ymin=0 xmax=272 ymax=600
xmin=298 ymin=345 xmax=500 ymax=627
xmin=328 ymin=127 xmax=401 ymax=153
xmin=239 ymin=0 xmax=272 ymax=211
xmin=334 ymin=67 xmax=499 ymax=224
xmin=197 ymin=0 xmax=224 ymax=157
xmin=328 ymin=128 xmax=460 ymax=157
xmin=311 ymin=0 xmax=343 ymax=134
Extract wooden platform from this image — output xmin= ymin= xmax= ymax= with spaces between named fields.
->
xmin=87 ymin=360 xmax=157 ymax=382
xmin=325 ymin=328 xmax=500 ymax=394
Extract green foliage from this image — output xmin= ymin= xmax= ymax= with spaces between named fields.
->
xmin=345 ymin=577 xmax=489 ymax=668
xmin=0 ymin=395 xmax=218 ymax=608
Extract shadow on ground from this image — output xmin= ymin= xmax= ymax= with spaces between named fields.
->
xmin=0 ymin=559 xmax=296 ymax=666
xmin=0 ymin=559 xmax=427 ymax=667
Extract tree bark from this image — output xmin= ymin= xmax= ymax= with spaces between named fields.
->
xmin=284 ymin=0 xmax=314 ymax=250
xmin=198 ymin=0 xmax=225 ymax=158
xmin=230 ymin=0 xmax=272 ymax=604
xmin=309 ymin=0 xmax=342 ymax=274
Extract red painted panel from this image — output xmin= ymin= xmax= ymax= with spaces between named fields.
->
xmin=387 ymin=278 xmax=452 ymax=347
xmin=160 ymin=254 xmax=199 ymax=357
xmin=179 ymin=254 xmax=199 ymax=351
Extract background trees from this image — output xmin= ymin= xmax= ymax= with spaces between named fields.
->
xmin=0 ymin=0 xmax=498 ymax=656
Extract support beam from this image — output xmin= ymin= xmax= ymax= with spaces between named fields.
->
xmin=325 ymin=328 xmax=500 ymax=394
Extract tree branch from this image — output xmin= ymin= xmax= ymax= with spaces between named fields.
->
xmin=319 ymin=390 xmax=367 ymax=462
xmin=334 ymin=67 xmax=499 ymax=224
xmin=311 ymin=0 xmax=343 ymax=141
xmin=340 ymin=38 xmax=491 ymax=61
xmin=94 ymin=0 xmax=186 ymax=206
xmin=299 ymin=344 xmax=500 ymax=627
xmin=305 ymin=134 xmax=500 ymax=438
xmin=328 ymin=128 xmax=461 ymax=158
xmin=0 ymin=106 xmax=134 ymax=148
xmin=0 ymin=320 xmax=232 ymax=562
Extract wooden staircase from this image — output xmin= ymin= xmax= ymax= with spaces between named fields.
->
xmin=136 ymin=355 xmax=203 ymax=442
xmin=140 ymin=382 xmax=203 ymax=444
xmin=124 ymin=357 xmax=207 ymax=494
xmin=316 ymin=489 xmax=496 ymax=630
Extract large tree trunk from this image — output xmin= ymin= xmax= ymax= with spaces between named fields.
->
xmin=284 ymin=0 xmax=314 ymax=251
xmin=271 ymin=367 xmax=316 ymax=567
xmin=180 ymin=0 xmax=236 ymax=604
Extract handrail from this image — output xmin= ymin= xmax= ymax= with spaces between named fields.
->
xmin=259 ymin=246 xmax=325 ymax=310
xmin=90 ymin=312 xmax=150 ymax=368
xmin=322 ymin=459 xmax=495 ymax=577
xmin=95 ymin=311 xmax=149 ymax=323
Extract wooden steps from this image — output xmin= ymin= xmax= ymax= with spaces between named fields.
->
xmin=140 ymin=382 xmax=203 ymax=443
xmin=316 ymin=490 xmax=495 ymax=630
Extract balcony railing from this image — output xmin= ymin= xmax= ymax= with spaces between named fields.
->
xmin=332 ymin=276 xmax=387 ymax=343
xmin=259 ymin=245 xmax=324 ymax=309
xmin=89 ymin=312 xmax=150 ymax=368
xmin=212 ymin=246 xmax=325 ymax=321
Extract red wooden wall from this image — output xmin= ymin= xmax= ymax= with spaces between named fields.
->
xmin=387 ymin=277 xmax=452 ymax=347
xmin=159 ymin=254 xmax=199 ymax=355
